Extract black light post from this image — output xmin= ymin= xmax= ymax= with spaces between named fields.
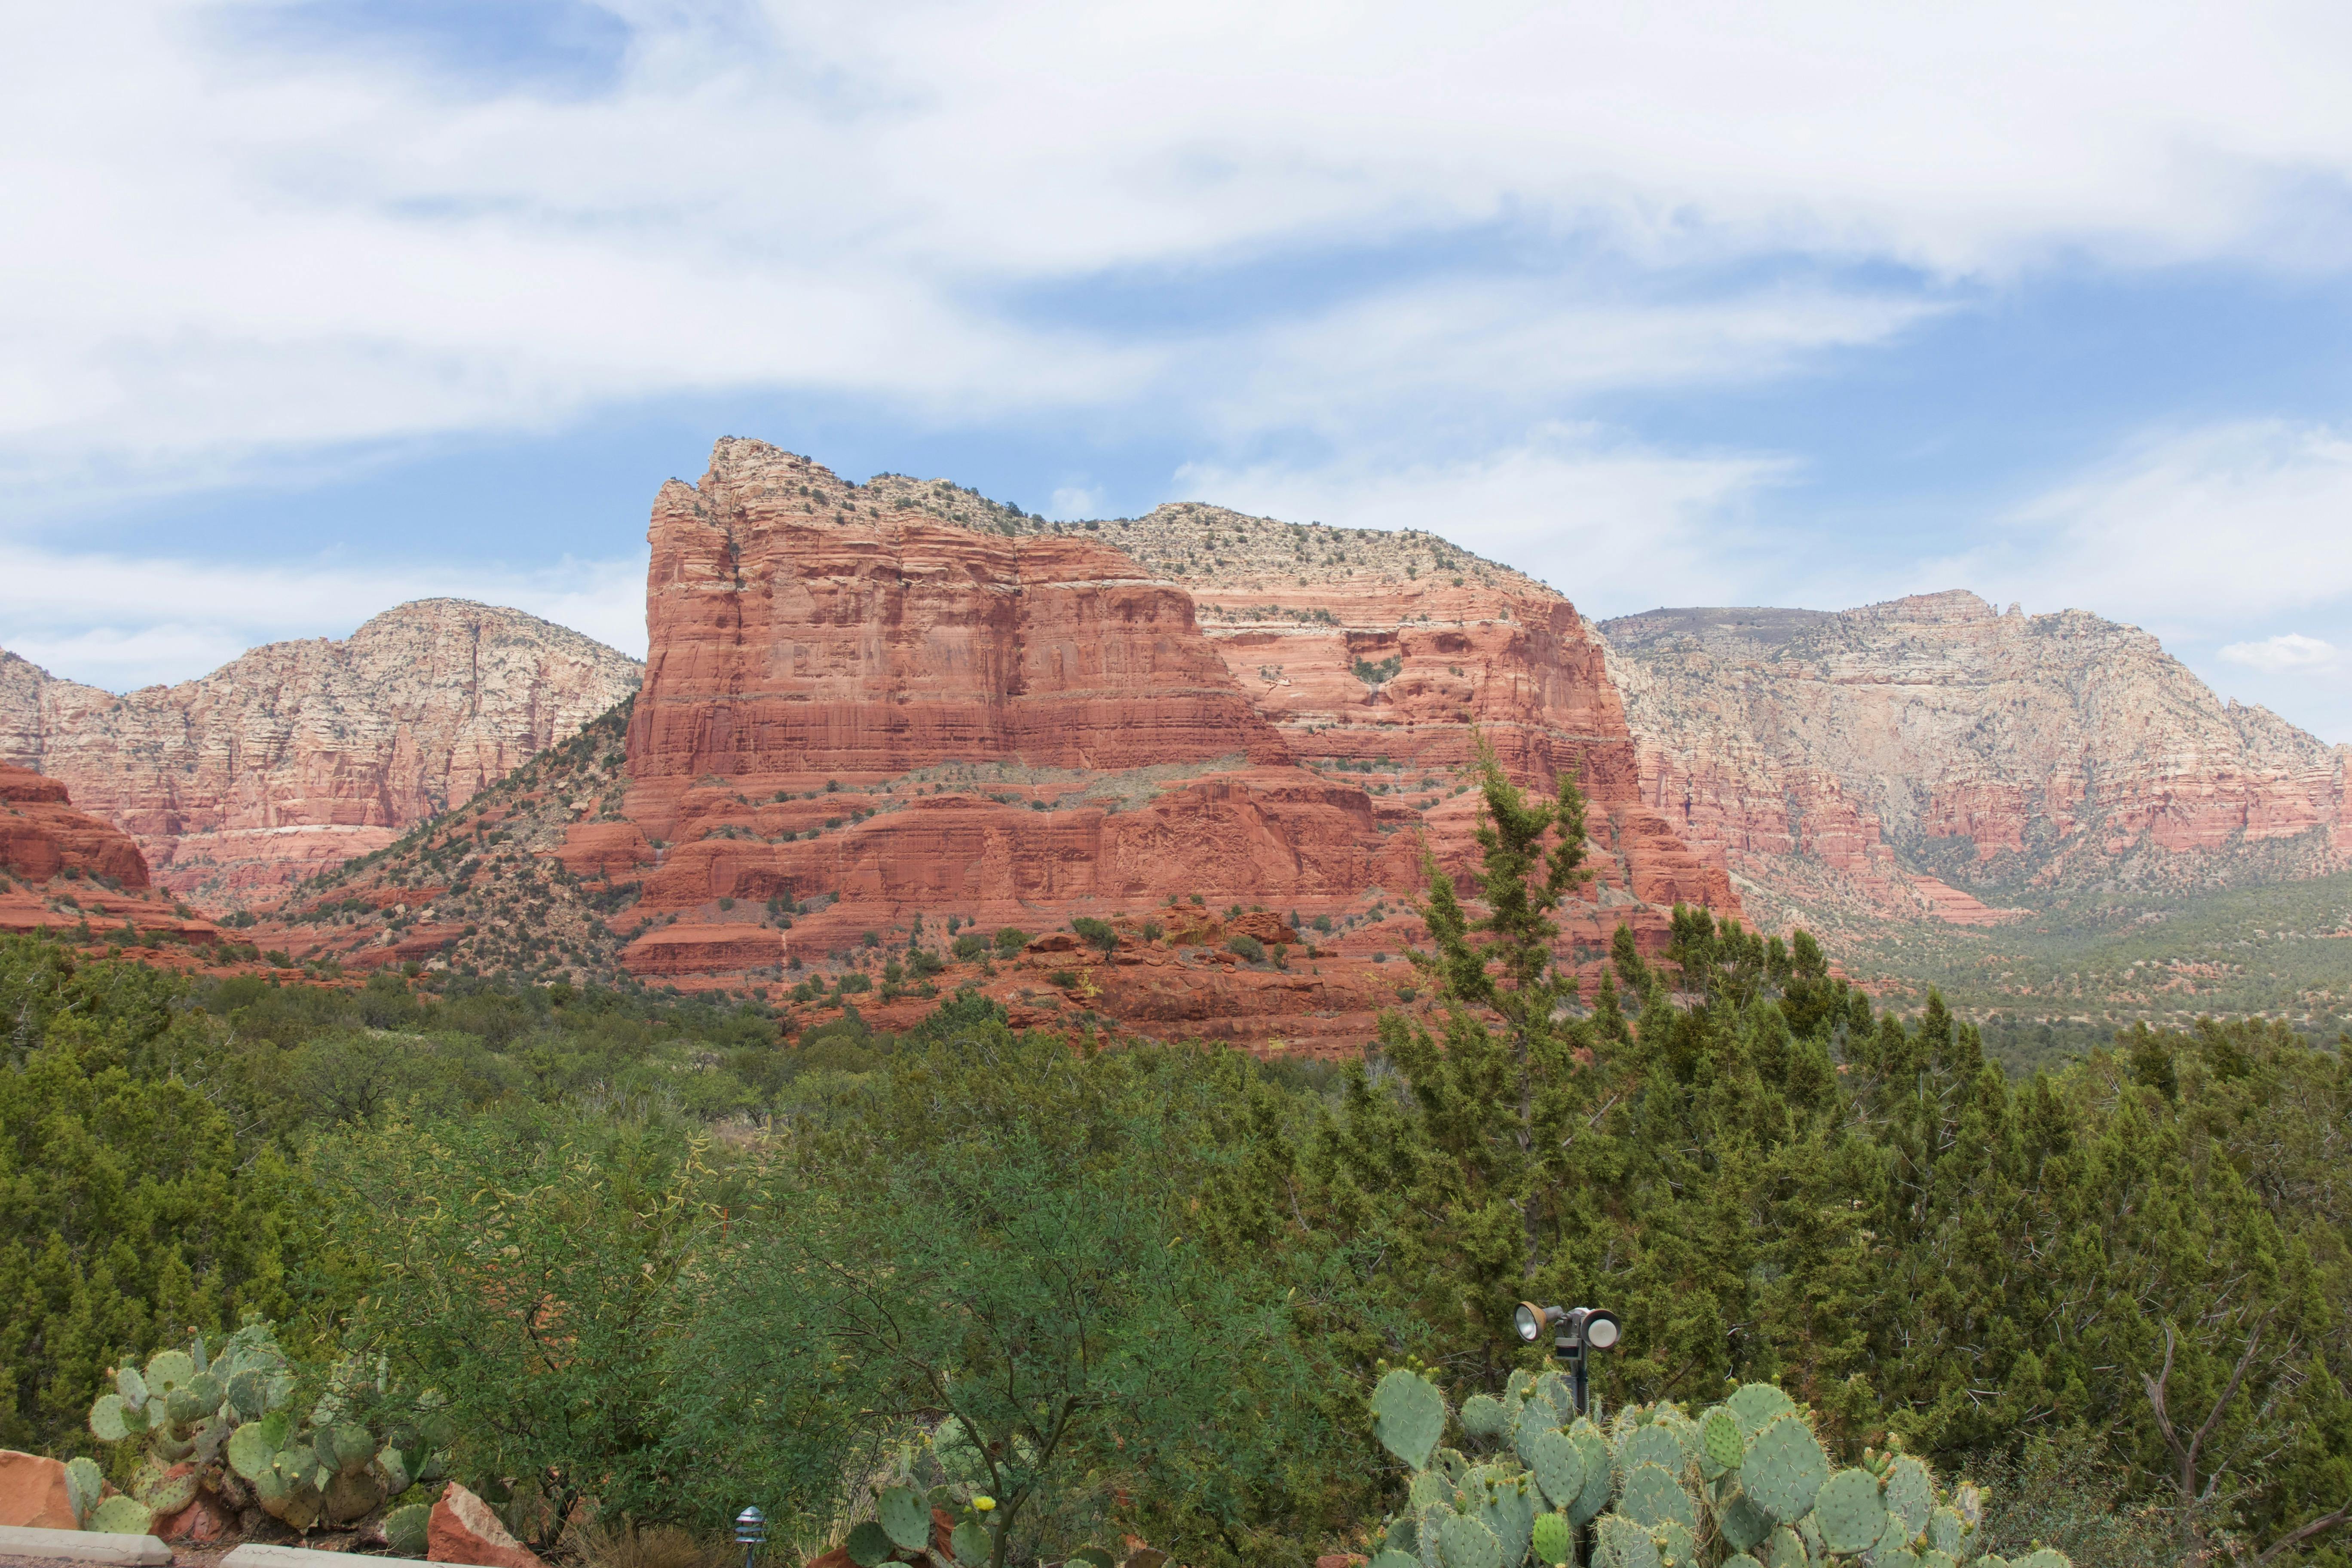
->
xmin=1515 ymin=1302 xmax=1622 ymax=1417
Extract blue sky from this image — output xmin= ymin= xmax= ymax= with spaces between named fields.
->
xmin=7 ymin=2 xmax=2352 ymax=741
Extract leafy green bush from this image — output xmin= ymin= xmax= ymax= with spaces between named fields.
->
xmin=1227 ymin=935 xmax=1265 ymax=964
xmin=993 ymin=927 xmax=1029 ymax=956
xmin=1072 ymin=917 xmax=1118 ymax=956
xmin=952 ymin=933 xmax=988 ymax=962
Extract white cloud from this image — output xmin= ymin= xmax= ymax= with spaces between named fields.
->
xmin=1175 ymin=424 xmax=1794 ymax=616
xmin=2220 ymin=632 xmax=2342 ymax=673
xmin=1930 ymin=420 xmax=2352 ymax=624
xmin=1047 ymin=485 xmax=1105 ymax=520
xmin=9 ymin=2 xmax=2352 ymax=496
xmin=0 ymin=544 xmax=647 ymax=690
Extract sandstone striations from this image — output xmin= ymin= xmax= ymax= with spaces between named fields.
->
xmin=0 ymin=602 xmax=642 ymax=905
xmin=0 ymin=763 xmax=218 ymax=945
xmin=263 ymin=439 xmax=1736 ymax=1054
xmin=1601 ymin=591 xmax=2352 ymax=934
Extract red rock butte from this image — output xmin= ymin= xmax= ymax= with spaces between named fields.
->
xmin=567 ymin=438 xmax=1736 ymax=1048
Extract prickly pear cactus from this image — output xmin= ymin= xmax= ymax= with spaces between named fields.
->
xmin=64 ymin=1457 xmax=103 ymax=1527
xmin=88 ymin=1317 xmax=446 ymax=1539
xmin=1357 ymin=1365 xmax=2073 ymax=1568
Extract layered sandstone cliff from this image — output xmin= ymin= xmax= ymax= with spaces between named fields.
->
xmin=0 ymin=763 xmax=218 ymax=943
xmin=1601 ymin=591 xmax=2352 ymax=932
xmin=266 ymin=440 xmax=1735 ymax=1054
xmin=0 ymin=602 xmax=641 ymax=905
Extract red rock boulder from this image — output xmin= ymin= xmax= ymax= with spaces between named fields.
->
xmin=0 ymin=1449 xmax=76 ymax=1530
xmin=428 ymin=1481 xmax=542 ymax=1568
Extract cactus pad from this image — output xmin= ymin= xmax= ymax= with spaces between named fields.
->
xmin=1620 ymin=1423 xmax=1685 ymax=1477
xmin=90 ymin=1395 xmax=132 ymax=1443
xmin=1569 ymin=1430 xmax=1614 ymax=1524
xmin=949 ymin=1519 xmax=989 ymax=1566
xmin=1742 ymin=1416 xmax=1829 ymax=1522
xmin=1813 ymin=1467 xmax=1886 ymax=1553
xmin=88 ymin=1496 xmax=156 ymax=1535
xmin=845 ymin=1522 xmax=894 ymax=1568
xmin=1460 ymin=1394 xmax=1511 ymax=1442
xmin=2015 ymin=1552 xmax=2072 ymax=1568
xmin=1437 ymin=1512 xmax=1502 ymax=1568
xmin=1761 ymin=1526 xmax=1807 ymax=1568
xmin=1534 ymin=1370 xmax=1577 ymax=1424
xmin=116 ymin=1367 xmax=148 ymax=1406
xmin=1525 ymin=1427 xmax=1586 ymax=1509
xmin=1724 ymin=1383 xmax=1797 ymax=1436
xmin=1369 ymin=1554 xmax=1419 ymax=1568
xmin=65 ymin=1456 xmax=103 ymax=1525
xmin=1594 ymin=1514 xmax=1660 ymax=1568
xmin=1373 ymin=1369 xmax=1448 ymax=1471
xmin=1472 ymin=1470 xmax=1534 ymax=1567
xmin=1066 ymin=1550 xmax=1115 ymax=1568
xmin=144 ymin=1351 xmax=197 ymax=1396
xmin=1884 ymin=1455 xmax=1932 ymax=1539
xmin=1921 ymin=1553 xmax=1957 ymax=1568
xmin=1531 ymin=1511 xmax=1573 ymax=1566
xmin=1507 ymin=1369 xmax=1537 ymax=1401
xmin=1620 ymin=1462 xmax=1697 ymax=1530
xmin=1657 ymin=1521 xmax=1696 ymax=1568
xmin=1927 ymin=1505 xmax=1964 ymax=1554
xmin=879 ymin=1484 xmax=929 ymax=1552
xmin=132 ymin=1463 xmax=197 ymax=1516
xmin=1724 ymin=1558 xmax=1764 ymax=1568
xmin=1416 ymin=1500 xmax=1455 ymax=1568
xmin=1718 ymin=1490 xmax=1770 ymax=1552
xmin=1700 ymin=1409 xmax=1746 ymax=1472
xmin=384 ymin=1503 xmax=431 ymax=1557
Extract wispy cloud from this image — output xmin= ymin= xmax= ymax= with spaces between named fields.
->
xmin=2220 ymin=632 xmax=2342 ymax=674
xmin=9 ymin=2 xmax=2352 ymax=501
xmin=1175 ymin=424 xmax=1796 ymax=616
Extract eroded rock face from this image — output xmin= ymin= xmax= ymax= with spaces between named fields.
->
xmin=0 ymin=764 xmax=219 ymax=944
xmin=623 ymin=439 xmax=1287 ymax=838
xmin=0 ymin=602 xmax=641 ymax=906
xmin=254 ymin=443 xmax=1737 ymax=1052
xmin=1601 ymin=591 xmax=2352 ymax=931
xmin=589 ymin=443 xmax=1736 ymax=1042
xmin=0 ymin=763 xmax=150 ymax=888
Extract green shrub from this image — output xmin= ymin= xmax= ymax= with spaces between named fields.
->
xmin=993 ymin=927 xmax=1029 ymax=956
xmin=953 ymin=933 xmax=988 ymax=962
xmin=1072 ymin=917 xmax=1118 ymax=956
xmin=1227 ymin=935 xmax=1266 ymax=964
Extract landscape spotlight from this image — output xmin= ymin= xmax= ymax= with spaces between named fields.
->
xmin=734 ymin=1506 xmax=767 ymax=1568
xmin=1515 ymin=1302 xmax=1622 ymax=1415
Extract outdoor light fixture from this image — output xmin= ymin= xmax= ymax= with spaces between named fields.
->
xmin=735 ymin=1506 xmax=767 ymax=1568
xmin=1516 ymin=1302 xmax=1623 ymax=1416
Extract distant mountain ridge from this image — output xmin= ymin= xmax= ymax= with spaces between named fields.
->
xmin=0 ymin=599 xmax=642 ymax=906
xmin=1600 ymin=589 xmax=2352 ymax=937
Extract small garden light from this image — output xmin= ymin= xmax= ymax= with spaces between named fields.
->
xmin=1516 ymin=1302 xmax=1622 ymax=1416
xmin=734 ymin=1505 xmax=767 ymax=1568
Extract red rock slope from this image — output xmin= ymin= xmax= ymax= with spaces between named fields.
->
xmin=1600 ymin=592 xmax=2352 ymax=934
xmin=0 ymin=763 xmax=218 ymax=944
xmin=0 ymin=601 xmax=641 ymax=906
